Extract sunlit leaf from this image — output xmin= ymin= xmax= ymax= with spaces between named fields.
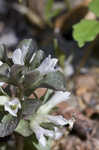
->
xmin=73 ymin=20 xmax=99 ymax=47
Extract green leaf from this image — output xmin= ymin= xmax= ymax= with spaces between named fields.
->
xmin=24 ymin=71 xmax=66 ymax=96
xmin=23 ymin=70 xmax=40 ymax=89
xmin=10 ymin=64 xmax=25 ymax=84
xmin=73 ymin=20 xmax=99 ymax=47
xmin=0 ymin=114 xmax=20 ymax=137
xmin=45 ymin=0 xmax=54 ymax=16
xmin=0 ymin=45 xmax=7 ymax=62
xmin=15 ymin=119 xmax=32 ymax=137
xmin=17 ymin=39 xmax=37 ymax=65
xmin=22 ymin=99 xmax=41 ymax=116
xmin=30 ymin=50 xmax=44 ymax=69
xmin=41 ymin=71 xmax=66 ymax=91
xmin=0 ymin=63 xmax=10 ymax=83
xmin=89 ymin=0 xmax=99 ymax=17
xmin=0 ymin=96 xmax=10 ymax=105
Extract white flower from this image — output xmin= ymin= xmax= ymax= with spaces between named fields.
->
xmin=12 ymin=45 xmax=29 ymax=65
xmin=12 ymin=45 xmax=37 ymax=65
xmin=12 ymin=48 xmax=24 ymax=65
xmin=37 ymin=91 xmax=70 ymax=114
xmin=32 ymin=123 xmax=54 ymax=147
xmin=4 ymin=98 xmax=21 ymax=117
xmin=29 ymin=90 xmax=73 ymax=147
xmin=36 ymin=55 xmax=58 ymax=74
xmin=30 ymin=115 xmax=74 ymax=147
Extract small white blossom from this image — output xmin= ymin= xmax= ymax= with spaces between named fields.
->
xmin=12 ymin=46 xmax=36 ymax=65
xmin=4 ymin=98 xmax=21 ymax=117
xmin=30 ymin=115 xmax=74 ymax=147
xmin=37 ymin=91 xmax=70 ymax=114
xmin=32 ymin=123 xmax=54 ymax=147
xmin=36 ymin=55 xmax=58 ymax=74
xmin=12 ymin=44 xmax=29 ymax=65
xmin=12 ymin=48 xmax=24 ymax=65
xmin=30 ymin=89 xmax=73 ymax=147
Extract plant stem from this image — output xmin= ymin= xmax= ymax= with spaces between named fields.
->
xmin=16 ymin=134 xmax=24 ymax=150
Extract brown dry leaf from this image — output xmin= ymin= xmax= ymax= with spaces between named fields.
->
xmin=29 ymin=88 xmax=47 ymax=99
xmin=34 ymin=88 xmax=47 ymax=98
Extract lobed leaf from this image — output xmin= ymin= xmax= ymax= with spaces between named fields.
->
xmin=73 ymin=20 xmax=99 ymax=47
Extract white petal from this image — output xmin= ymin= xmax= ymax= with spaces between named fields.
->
xmin=0 ymin=82 xmax=5 ymax=86
xmin=32 ymin=123 xmax=54 ymax=147
xmin=33 ymin=125 xmax=47 ymax=147
xmin=54 ymin=127 xmax=63 ymax=140
xmin=36 ymin=55 xmax=58 ymax=74
xmin=9 ymin=98 xmax=21 ymax=108
xmin=4 ymin=98 xmax=21 ymax=117
xmin=38 ymin=91 xmax=70 ymax=114
xmin=0 ymin=61 xmax=3 ymax=66
xmin=47 ymin=115 xmax=67 ymax=126
xmin=12 ymin=48 xmax=24 ymax=65
xmin=4 ymin=102 xmax=18 ymax=117
xmin=47 ymin=91 xmax=70 ymax=106
xmin=41 ymin=128 xmax=54 ymax=138
xmin=39 ymin=134 xmax=46 ymax=147
xmin=21 ymin=45 xmax=29 ymax=60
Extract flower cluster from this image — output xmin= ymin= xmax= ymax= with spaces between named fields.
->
xmin=0 ymin=39 xmax=74 ymax=148
xmin=30 ymin=91 xmax=74 ymax=147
